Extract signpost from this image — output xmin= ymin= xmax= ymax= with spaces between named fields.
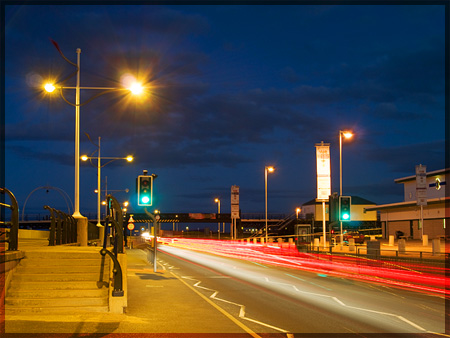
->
xmin=416 ymin=164 xmax=427 ymax=239
xmin=231 ymin=185 xmax=240 ymax=239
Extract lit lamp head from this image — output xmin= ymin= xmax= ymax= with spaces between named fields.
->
xmin=44 ymin=83 xmax=56 ymax=93
xmin=129 ymin=82 xmax=144 ymax=95
xmin=266 ymin=166 xmax=275 ymax=173
xmin=81 ymin=155 xmax=89 ymax=161
xmin=214 ymin=198 xmax=219 ymax=203
xmin=126 ymin=156 xmax=134 ymax=162
xmin=342 ymin=131 xmax=353 ymax=139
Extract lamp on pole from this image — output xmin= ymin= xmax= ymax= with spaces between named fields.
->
xmin=339 ymin=130 xmax=353 ymax=244
xmin=43 ymin=42 xmax=145 ymax=245
xmin=296 ymin=207 xmax=301 ymax=219
xmin=81 ymin=137 xmax=133 ymax=244
xmin=265 ymin=166 xmax=275 ymax=244
xmin=214 ymin=198 xmax=221 ymax=240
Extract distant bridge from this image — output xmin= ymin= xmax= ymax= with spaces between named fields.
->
xmin=16 ymin=212 xmax=289 ymax=229
xmin=128 ymin=212 xmax=287 ymax=224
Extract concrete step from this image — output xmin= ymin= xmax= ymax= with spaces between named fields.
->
xmin=25 ymin=251 xmax=102 ymax=260
xmin=20 ymin=258 xmax=108 ymax=267
xmin=16 ymin=265 xmax=109 ymax=274
xmin=6 ymin=305 xmax=109 ymax=314
xmin=8 ymin=280 xmax=108 ymax=290
xmin=7 ymin=288 xmax=107 ymax=298
xmin=5 ymin=296 xmax=108 ymax=307
xmin=13 ymin=272 xmax=103 ymax=282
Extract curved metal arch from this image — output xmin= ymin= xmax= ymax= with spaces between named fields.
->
xmin=22 ymin=186 xmax=73 ymax=221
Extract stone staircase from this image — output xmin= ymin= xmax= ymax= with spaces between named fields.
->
xmin=5 ymin=249 xmax=110 ymax=313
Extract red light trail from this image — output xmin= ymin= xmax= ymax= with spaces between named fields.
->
xmin=158 ymin=238 xmax=448 ymax=298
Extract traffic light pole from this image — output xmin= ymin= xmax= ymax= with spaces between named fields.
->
xmin=144 ymin=208 xmax=158 ymax=273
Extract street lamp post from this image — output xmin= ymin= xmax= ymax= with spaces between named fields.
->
xmin=339 ymin=130 xmax=353 ymax=245
xmin=265 ymin=166 xmax=275 ymax=244
xmin=44 ymin=44 xmax=144 ymax=246
xmin=81 ymin=137 xmax=133 ymax=244
xmin=214 ymin=198 xmax=221 ymax=240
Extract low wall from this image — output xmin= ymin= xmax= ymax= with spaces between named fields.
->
xmin=0 ymin=250 xmax=25 ymax=295
xmin=18 ymin=229 xmax=49 ymax=239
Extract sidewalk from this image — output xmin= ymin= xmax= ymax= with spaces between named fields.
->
xmin=2 ymin=239 xmax=252 ymax=334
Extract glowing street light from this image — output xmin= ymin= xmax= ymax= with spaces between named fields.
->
xmin=214 ymin=198 xmax=221 ymax=240
xmin=42 ymin=41 xmax=146 ymax=246
xmin=265 ymin=166 xmax=275 ymax=244
xmin=296 ymin=207 xmax=301 ymax=219
xmin=81 ymin=136 xmax=133 ymax=243
xmin=44 ymin=83 xmax=56 ymax=93
xmin=129 ymin=82 xmax=144 ymax=95
xmin=339 ymin=130 xmax=354 ymax=244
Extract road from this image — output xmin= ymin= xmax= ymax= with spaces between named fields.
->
xmin=155 ymin=243 xmax=445 ymax=335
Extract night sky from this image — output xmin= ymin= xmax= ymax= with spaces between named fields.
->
xmin=3 ymin=4 xmax=447 ymax=219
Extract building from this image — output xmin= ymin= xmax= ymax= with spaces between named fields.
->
xmin=365 ymin=168 xmax=449 ymax=239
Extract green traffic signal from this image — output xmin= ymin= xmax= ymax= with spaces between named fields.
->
xmin=137 ymin=175 xmax=153 ymax=206
xmin=339 ymin=196 xmax=351 ymax=221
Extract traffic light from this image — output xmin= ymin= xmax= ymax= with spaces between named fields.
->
xmin=137 ymin=175 xmax=153 ymax=206
xmin=339 ymin=196 xmax=351 ymax=221
xmin=328 ymin=193 xmax=339 ymax=223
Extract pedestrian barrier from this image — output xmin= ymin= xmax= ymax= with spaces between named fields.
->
xmin=0 ymin=188 xmax=19 ymax=251
xmin=100 ymin=194 xmax=124 ymax=297
xmin=43 ymin=206 xmax=77 ymax=246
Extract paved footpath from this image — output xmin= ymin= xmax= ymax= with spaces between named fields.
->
xmin=4 ymin=245 xmax=255 ymax=336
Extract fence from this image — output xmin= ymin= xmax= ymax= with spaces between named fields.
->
xmin=0 ymin=188 xmax=19 ymax=251
xmin=43 ymin=206 xmax=78 ymax=246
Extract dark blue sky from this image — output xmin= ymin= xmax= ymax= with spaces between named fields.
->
xmin=4 ymin=4 xmax=447 ymax=217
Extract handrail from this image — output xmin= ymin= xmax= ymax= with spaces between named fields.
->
xmin=275 ymin=213 xmax=296 ymax=231
xmin=101 ymin=194 xmax=124 ymax=297
xmin=43 ymin=206 xmax=78 ymax=246
xmin=99 ymin=248 xmax=124 ymax=297
xmin=0 ymin=188 xmax=19 ymax=251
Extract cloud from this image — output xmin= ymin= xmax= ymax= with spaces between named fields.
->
xmin=371 ymin=102 xmax=430 ymax=120
xmin=7 ymin=145 xmax=73 ymax=166
xmin=362 ymin=140 xmax=445 ymax=173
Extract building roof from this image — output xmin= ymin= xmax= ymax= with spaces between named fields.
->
xmin=394 ymin=168 xmax=450 ymax=184
xmin=364 ymin=196 xmax=450 ymax=211
xmin=302 ymin=196 xmax=377 ymax=206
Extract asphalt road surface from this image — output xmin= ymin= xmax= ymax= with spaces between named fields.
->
xmin=156 ymin=244 xmax=446 ymax=336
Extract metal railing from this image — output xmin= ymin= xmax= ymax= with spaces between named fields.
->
xmin=43 ymin=206 xmax=77 ymax=246
xmin=100 ymin=194 xmax=124 ymax=297
xmin=0 ymin=188 xmax=19 ymax=251
xmin=305 ymin=245 xmax=448 ymax=269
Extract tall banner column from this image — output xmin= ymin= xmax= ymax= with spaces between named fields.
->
xmin=315 ymin=142 xmax=331 ymax=249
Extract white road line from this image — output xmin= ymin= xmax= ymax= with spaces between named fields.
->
xmin=183 ymin=276 xmax=290 ymax=334
xmin=264 ymin=274 xmax=427 ymax=332
xmin=285 ymin=273 xmax=332 ymax=291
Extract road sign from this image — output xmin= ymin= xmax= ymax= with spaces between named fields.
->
xmin=231 ymin=185 xmax=240 ymax=219
xmin=231 ymin=185 xmax=239 ymax=204
xmin=231 ymin=204 xmax=240 ymax=219
xmin=127 ymin=223 xmax=135 ymax=231
xmin=415 ymin=164 xmax=427 ymax=206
